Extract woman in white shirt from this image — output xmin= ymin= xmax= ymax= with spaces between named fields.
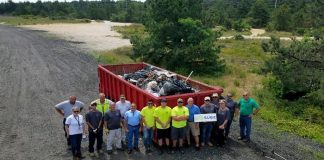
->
xmin=65 ymin=106 xmax=86 ymax=159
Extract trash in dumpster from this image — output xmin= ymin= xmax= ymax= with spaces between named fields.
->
xmin=121 ymin=66 xmax=197 ymax=96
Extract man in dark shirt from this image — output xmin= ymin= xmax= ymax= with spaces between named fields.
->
xmin=200 ymin=96 xmax=217 ymax=147
xmin=104 ymin=102 xmax=124 ymax=154
xmin=85 ymin=102 xmax=103 ymax=156
xmin=224 ymin=92 xmax=238 ymax=138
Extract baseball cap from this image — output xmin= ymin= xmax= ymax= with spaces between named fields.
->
xmin=160 ymin=98 xmax=167 ymax=103
xmin=212 ymin=93 xmax=219 ymax=97
xmin=204 ymin=96 xmax=211 ymax=101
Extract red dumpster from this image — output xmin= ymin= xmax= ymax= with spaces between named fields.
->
xmin=98 ymin=62 xmax=223 ymax=109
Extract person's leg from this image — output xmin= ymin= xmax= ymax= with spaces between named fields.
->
xmin=134 ymin=126 xmax=139 ymax=148
xmin=206 ymin=124 xmax=214 ymax=144
xmin=225 ymin=114 xmax=233 ymax=137
xmin=239 ymin=116 xmax=246 ymax=139
xmin=143 ymin=127 xmax=149 ymax=149
xmin=171 ymin=127 xmax=178 ymax=148
xmin=88 ymin=132 xmax=95 ymax=153
xmin=76 ymin=134 xmax=83 ymax=156
xmin=190 ymin=123 xmax=200 ymax=147
xmin=148 ymin=128 xmax=154 ymax=147
xmin=107 ymin=129 xmax=114 ymax=151
xmin=185 ymin=125 xmax=191 ymax=145
xmin=179 ymin=128 xmax=185 ymax=147
xmin=220 ymin=129 xmax=225 ymax=145
xmin=97 ymin=130 xmax=103 ymax=151
xmin=201 ymin=124 xmax=206 ymax=145
xmin=115 ymin=128 xmax=122 ymax=149
xmin=70 ymin=135 xmax=77 ymax=156
xmin=127 ymin=125 xmax=134 ymax=150
xmin=246 ymin=117 xmax=252 ymax=140
xmin=63 ymin=118 xmax=71 ymax=146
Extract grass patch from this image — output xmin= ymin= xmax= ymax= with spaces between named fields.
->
xmin=112 ymin=24 xmax=146 ymax=39
xmin=0 ymin=15 xmax=90 ymax=25
xmin=261 ymin=31 xmax=294 ymax=37
xmin=92 ymin=46 xmax=135 ymax=65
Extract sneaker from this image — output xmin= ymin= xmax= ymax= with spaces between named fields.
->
xmin=238 ymin=136 xmax=244 ymax=140
xmin=128 ymin=149 xmax=132 ymax=154
xmin=195 ymin=146 xmax=200 ymax=151
xmin=158 ymin=148 xmax=164 ymax=155
xmin=201 ymin=142 xmax=205 ymax=147
xmin=171 ymin=148 xmax=176 ymax=154
xmin=98 ymin=150 xmax=104 ymax=154
xmin=207 ymin=142 xmax=214 ymax=147
xmin=89 ymin=152 xmax=95 ymax=157
xmin=107 ymin=150 xmax=113 ymax=155
xmin=243 ymin=138 xmax=250 ymax=143
xmin=179 ymin=148 xmax=185 ymax=154
xmin=134 ymin=147 xmax=140 ymax=152
xmin=166 ymin=147 xmax=171 ymax=154
xmin=77 ymin=154 xmax=85 ymax=159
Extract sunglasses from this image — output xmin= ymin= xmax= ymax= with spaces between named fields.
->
xmin=73 ymin=111 xmax=80 ymax=113
xmin=177 ymin=102 xmax=183 ymax=103
xmin=243 ymin=95 xmax=248 ymax=96
xmin=205 ymin=100 xmax=210 ymax=101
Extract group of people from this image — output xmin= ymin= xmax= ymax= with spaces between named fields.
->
xmin=55 ymin=91 xmax=260 ymax=159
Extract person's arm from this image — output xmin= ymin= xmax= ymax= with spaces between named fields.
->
xmin=251 ymin=100 xmax=260 ymax=117
xmin=124 ymin=113 xmax=129 ymax=132
xmin=55 ymin=107 xmax=64 ymax=117
xmin=64 ymin=118 xmax=70 ymax=137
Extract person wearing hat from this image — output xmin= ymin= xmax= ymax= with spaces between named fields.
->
xmin=211 ymin=93 xmax=221 ymax=109
xmin=141 ymin=99 xmax=156 ymax=153
xmin=85 ymin=102 xmax=103 ymax=156
xmin=91 ymin=93 xmax=113 ymax=115
xmin=216 ymin=100 xmax=230 ymax=147
xmin=153 ymin=98 xmax=172 ymax=155
xmin=116 ymin=94 xmax=131 ymax=146
xmin=171 ymin=98 xmax=189 ymax=154
xmin=200 ymin=96 xmax=217 ymax=147
xmin=224 ymin=92 xmax=238 ymax=138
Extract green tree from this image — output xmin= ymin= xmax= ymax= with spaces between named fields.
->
xmin=248 ymin=0 xmax=270 ymax=27
xmin=271 ymin=4 xmax=292 ymax=31
xmin=131 ymin=0 xmax=224 ymax=75
xmin=263 ymin=37 xmax=324 ymax=100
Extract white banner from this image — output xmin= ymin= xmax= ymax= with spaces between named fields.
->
xmin=194 ymin=113 xmax=217 ymax=122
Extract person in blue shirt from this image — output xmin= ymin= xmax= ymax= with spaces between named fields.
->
xmin=185 ymin=97 xmax=201 ymax=151
xmin=124 ymin=103 xmax=142 ymax=154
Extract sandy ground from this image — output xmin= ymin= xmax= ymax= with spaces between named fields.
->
xmin=22 ymin=21 xmax=132 ymax=51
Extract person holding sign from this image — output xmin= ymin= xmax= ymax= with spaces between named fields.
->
xmin=216 ymin=100 xmax=230 ymax=147
xmin=171 ymin=98 xmax=189 ymax=154
xmin=154 ymin=98 xmax=172 ymax=155
xmin=200 ymin=96 xmax=217 ymax=147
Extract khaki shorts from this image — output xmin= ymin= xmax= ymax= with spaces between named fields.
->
xmin=186 ymin=122 xmax=200 ymax=136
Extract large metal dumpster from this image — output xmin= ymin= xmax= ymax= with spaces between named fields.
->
xmin=98 ymin=62 xmax=223 ymax=110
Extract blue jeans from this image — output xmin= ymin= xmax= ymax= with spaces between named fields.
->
xmin=240 ymin=115 xmax=252 ymax=140
xmin=70 ymin=134 xmax=82 ymax=156
xmin=127 ymin=125 xmax=139 ymax=150
xmin=225 ymin=112 xmax=234 ymax=137
xmin=201 ymin=123 xmax=213 ymax=144
xmin=143 ymin=127 xmax=154 ymax=148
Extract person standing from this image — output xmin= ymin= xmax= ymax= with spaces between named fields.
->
xmin=124 ymin=103 xmax=142 ymax=154
xmin=65 ymin=106 xmax=86 ymax=159
xmin=200 ymin=96 xmax=216 ymax=147
xmin=211 ymin=93 xmax=220 ymax=109
xmin=104 ymin=102 xmax=125 ymax=155
xmin=171 ymin=98 xmax=189 ymax=154
xmin=141 ymin=100 xmax=156 ymax=153
xmin=91 ymin=93 xmax=112 ymax=115
xmin=154 ymin=98 xmax=172 ymax=155
xmin=216 ymin=100 xmax=230 ymax=147
xmin=55 ymin=96 xmax=84 ymax=148
xmin=238 ymin=91 xmax=260 ymax=142
xmin=224 ymin=92 xmax=237 ymax=138
xmin=185 ymin=97 xmax=200 ymax=151
xmin=85 ymin=102 xmax=103 ymax=157
xmin=116 ymin=94 xmax=131 ymax=145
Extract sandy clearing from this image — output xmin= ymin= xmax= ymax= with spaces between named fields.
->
xmin=22 ymin=21 xmax=133 ymax=51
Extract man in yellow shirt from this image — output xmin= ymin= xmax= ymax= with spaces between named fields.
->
xmin=171 ymin=98 xmax=189 ymax=154
xmin=91 ymin=93 xmax=112 ymax=115
xmin=141 ymin=99 xmax=156 ymax=153
xmin=154 ymin=98 xmax=172 ymax=155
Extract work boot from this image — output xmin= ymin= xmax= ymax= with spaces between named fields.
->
xmin=158 ymin=146 xmax=163 ymax=155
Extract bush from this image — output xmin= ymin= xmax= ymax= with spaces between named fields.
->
xmin=262 ymin=75 xmax=283 ymax=98
xmin=234 ymin=34 xmax=244 ymax=40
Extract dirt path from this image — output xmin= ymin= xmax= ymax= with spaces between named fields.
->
xmin=22 ymin=21 xmax=132 ymax=51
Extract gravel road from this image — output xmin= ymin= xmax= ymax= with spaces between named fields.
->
xmin=0 ymin=25 xmax=322 ymax=160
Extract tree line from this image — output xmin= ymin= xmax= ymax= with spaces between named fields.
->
xmin=0 ymin=0 xmax=146 ymax=22
xmin=1 ymin=0 xmax=323 ymax=34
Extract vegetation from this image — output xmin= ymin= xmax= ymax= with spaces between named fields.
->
xmin=112 ymin=24 xmax=146 ymax=39
xmin=130 ymin=0 xmax=224 ymax=75
xmin=0 ymin=15 xmax=90 ymax=25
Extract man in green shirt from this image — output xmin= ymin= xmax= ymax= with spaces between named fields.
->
xmin=171 ymin=98 xmax=189 ymax=154
xmin=238 ymin=91 xmax=260 ymax=142
xmin=141 ymin=99 xmax=156 ymax=153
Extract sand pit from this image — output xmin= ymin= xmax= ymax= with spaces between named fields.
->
xmin=22 ymin=21 xmax=133 ymax=51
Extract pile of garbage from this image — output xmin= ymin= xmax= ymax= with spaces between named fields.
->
xmin=120 ymin=66 xmax=197 ymax=97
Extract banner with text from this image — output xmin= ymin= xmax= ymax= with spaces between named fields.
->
xmin=194 ymin=113 xmax=217 ymax=122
